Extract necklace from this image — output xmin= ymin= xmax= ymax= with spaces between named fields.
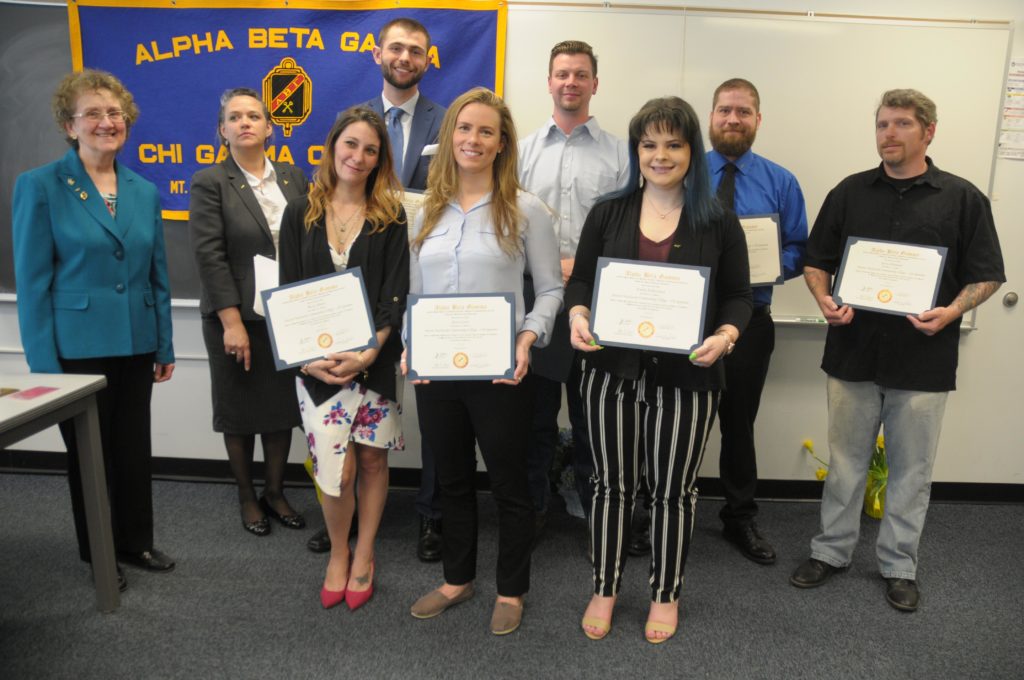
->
xmin=644 ymin=193 xmax=683 ymax=220
xmin=330 ymin=202 xmax=365 ymax=241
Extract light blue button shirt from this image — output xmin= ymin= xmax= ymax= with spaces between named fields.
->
xmin=409 ymin=191 xmax=563 ymax=347
xmin=518 ymin=117 xmax=629 ymax=258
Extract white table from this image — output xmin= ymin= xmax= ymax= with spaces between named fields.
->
xmin=0 ymin=373 xmax=117 ymax=612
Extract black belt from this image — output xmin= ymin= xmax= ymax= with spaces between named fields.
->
xmin=752 ymin=305 xmax=771 ymax=318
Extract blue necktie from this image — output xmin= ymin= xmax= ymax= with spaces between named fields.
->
xmin=387 ymin=107 xmax=405 ymax=179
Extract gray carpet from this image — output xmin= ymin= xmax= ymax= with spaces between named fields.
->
xmin=1 ymin=473 xmax=1020 ymax=679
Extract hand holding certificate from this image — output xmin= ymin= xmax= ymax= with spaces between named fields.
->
xmin=590 ymin=257 xmax=710 ymax=354
xmin=833 ymin=238 xmax=947 ymax=316
xmin=406 ymin=293 xmax=515 ymax=381
xmin=261 ymin=268 xmax=378 ymax=370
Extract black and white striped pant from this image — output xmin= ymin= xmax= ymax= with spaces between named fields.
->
xmin=580 ymin=360 xmax=719 ymax=603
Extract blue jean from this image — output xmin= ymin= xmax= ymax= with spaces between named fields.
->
xmin=810 ymin=377 xmax=948 ymax=580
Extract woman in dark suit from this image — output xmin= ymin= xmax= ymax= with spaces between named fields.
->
xmin=279 ymin=106 xmax=408 ymax=610
xmin=567 ymin=97 xmax=752 ymax=643
xmin=189 ymin=88 xmax=308 ymax=536
xmin=12 ymin=69 xmax=176 ymax=590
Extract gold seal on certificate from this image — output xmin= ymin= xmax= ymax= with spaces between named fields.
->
xmin=590 ymin=257 xmax=710 ymax=354
xmin=261 ymin=268 xmax=378 ymax=370
xmin=833 ymin=238 xmax=948 ymax=315
xmin=738 ymin=214 xmax=784 ymax=286
xmin=407 ymin=293 xmax=515 ymax=381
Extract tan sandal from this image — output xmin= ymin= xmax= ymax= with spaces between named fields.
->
xmin=581 ymin=616 xmax=611 ymax=640
xmin=645 ymin=620 xmax=677 ymax=644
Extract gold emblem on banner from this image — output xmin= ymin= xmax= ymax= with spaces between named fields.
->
xmin=263 ymin=57 xmax=312 ymax=137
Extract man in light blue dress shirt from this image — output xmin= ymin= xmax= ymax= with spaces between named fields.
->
xmin=517 ymin=40 xmax=628 ymax=540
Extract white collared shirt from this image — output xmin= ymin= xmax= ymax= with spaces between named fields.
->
xmin=239 ymin=159 xmax=288 ymax=253
xmin=518 ymin=116 xmax=629 ymax=258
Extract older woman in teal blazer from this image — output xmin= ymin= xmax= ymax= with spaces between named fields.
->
xmin=12 ymin=70 xmax=175 ymax=591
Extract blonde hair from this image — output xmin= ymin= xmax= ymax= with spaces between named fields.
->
xmin=305 ymin=106 xmax=404 ymax=234
xmin=52 ymin=69 xmax=139 ymax=148
xmin=413 ymin=88 xmax=522 ymax=255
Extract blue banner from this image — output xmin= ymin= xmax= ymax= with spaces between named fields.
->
xmin=69 ymin=1 xmax=506 ymax=217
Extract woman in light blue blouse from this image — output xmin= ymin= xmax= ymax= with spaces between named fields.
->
xmin=406 ymin=88 xmax=563 ymax=636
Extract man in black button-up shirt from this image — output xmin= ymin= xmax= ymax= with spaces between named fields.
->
xmin=790 ymin=89 xmax=1005 ymax=612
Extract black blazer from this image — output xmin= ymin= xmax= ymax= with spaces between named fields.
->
xmin=278 ymin=195 xmax=409 ymax=402
xmin=565 ymin=189 xmax=753 ymax=391
xmin=188 ymin=156 xmax=308 ymax=320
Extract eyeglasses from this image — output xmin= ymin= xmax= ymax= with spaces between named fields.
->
xmin=71 ymin=110 xmax=129 ymax=124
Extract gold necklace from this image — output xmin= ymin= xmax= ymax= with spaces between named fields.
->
xmin=330 ymin=202 xmax=365 ymax=241
xmin=644 ymin=193 xmax=683 ymax=220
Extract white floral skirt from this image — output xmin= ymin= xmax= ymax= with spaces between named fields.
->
xmin=297 ymin=378 xmax=404 ymax=497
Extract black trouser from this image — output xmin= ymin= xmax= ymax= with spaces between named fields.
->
xmin=717 ymin=309 xmax=775 ymax=530
xmin=58 ymin=353 xmax=156 ymax=562
xmin=415 ymin=380 xmax=535 ymax=597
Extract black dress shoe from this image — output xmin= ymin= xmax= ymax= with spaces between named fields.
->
xmin=790 ymin=558 xmax=839 ymax=588
xmin=117 ymin=549 xmax=176 ymax=573
xmin=307 ymin=527 xmax=331 ymax=553
xmin=259 ymin=495 xmax=306 ymax=530
xmin=628 ymin=524 xmax=651 ymax=557
xmin=723 ymin=523 xmax=776 ymax=565
xmin=417 ymin=516 xmax=442 ymax=563
xmin=241 ymin=505 xmax=271 ymax=537
xmin=885 ymin=578 xmax=920 ymax=612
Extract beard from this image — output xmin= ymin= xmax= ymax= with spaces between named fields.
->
xmin=710 ymin=125 xmax=757 ymax=158
xmin=381 ymin=62 xmax=425 ymax=91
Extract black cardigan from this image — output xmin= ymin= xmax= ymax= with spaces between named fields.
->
xmin=278 ymin=196 xmax=409 ymax=403
xmin=564 ymin=188 xmax=752 ymax=391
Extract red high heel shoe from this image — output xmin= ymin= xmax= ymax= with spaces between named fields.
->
xmin=320 ymin=585 xmax=346 ymax=609
xmin=346 ymin=561 xmax=375 ymax=610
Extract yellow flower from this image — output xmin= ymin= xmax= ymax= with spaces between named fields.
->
xmin=802 ymin=439 xmax=815 ymax=452
xmin=876 ymin=434 xmax=885 ymax=451
xmin=816 ymin=468 xmax=829 ymax=480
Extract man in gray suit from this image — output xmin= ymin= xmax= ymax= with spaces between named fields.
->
xmin=308 ymin=17 xmax=446 ymax=559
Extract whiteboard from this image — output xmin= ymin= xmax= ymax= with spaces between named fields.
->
xmin=504 ymin=6 xmax=1012 ymax=324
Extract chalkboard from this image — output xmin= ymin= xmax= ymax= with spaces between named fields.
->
xmin=504 ymin=6 xmax=1012 ymax=322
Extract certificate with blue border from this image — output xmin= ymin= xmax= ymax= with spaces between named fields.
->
xmin=739 ymin=213 xmax=784 ymax=286
xmin=833 ymin=238 xmax=947 ymax=316
xmin=590 ymin=257 xmax=710 ymax=354
xmin=407 ymin=293 xmax=515 ymax=381
xmin=262 ymin=268 xmax=377 ymax=370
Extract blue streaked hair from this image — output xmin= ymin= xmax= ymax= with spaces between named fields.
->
xmin=604 ymin=96 xmax=722 ymax=230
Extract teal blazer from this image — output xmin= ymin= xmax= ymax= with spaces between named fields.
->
xmin=13 ymin=148 xmax=175 ymax=373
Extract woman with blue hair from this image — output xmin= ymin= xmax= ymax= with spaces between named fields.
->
xmin=565 ymin=96 xmax=752 ymax=643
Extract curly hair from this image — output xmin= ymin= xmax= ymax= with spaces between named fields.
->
xmin=52 ymin=69 xmax=139 ymax=148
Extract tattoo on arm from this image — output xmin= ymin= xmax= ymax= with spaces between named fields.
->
xmin=953 ymin=281 xmax=1001 ymax=315
xmin=804 ymin=267 xmax=832 ymax=299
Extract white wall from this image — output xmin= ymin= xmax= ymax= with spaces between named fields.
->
xmin=4 ymin=0 xmax=1021 ymax=484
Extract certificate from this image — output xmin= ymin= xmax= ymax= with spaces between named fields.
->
xmin=590 ymin=257 xmax=709 ymax=354
xmin=833 ymin=238 xmax=947 ymax=316
xmin=739 ymin=214 xmax=784 ymax=286
xmin=407 ymin=293 xmax=515 ymax=380
xmin=261 ymin=268 xmax=378 ymax=370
